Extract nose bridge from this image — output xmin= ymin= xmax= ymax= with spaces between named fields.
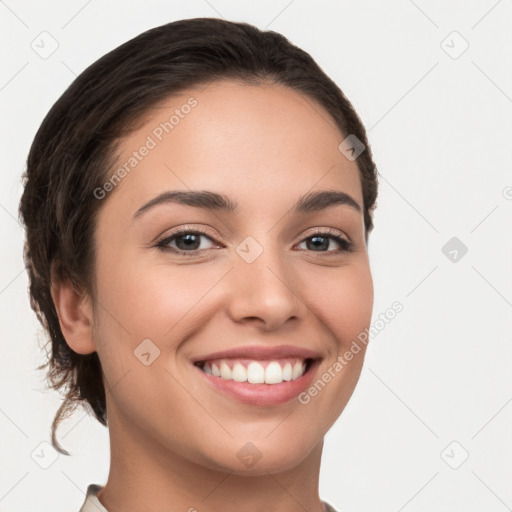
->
xmin=227 ymin=234 xmax=306 ymax=327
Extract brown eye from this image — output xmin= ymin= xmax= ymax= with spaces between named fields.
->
xmin=156 ymin=229 xmax=218 ymax=254
xmin=297 ymin=231 xmax=353 ymax=253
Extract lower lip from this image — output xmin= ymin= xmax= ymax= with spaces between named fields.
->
xmin=194 ymin=361 xmax=320 ymax=406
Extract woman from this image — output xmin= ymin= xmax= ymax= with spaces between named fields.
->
xmin=19 ymin=17 xmax=378 ymax=512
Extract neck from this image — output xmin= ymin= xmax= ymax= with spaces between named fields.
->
xmin=97 ymin=404 xmax=325 ymax=512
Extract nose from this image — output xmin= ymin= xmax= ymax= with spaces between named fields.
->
xmin=226 ymin=247 xmax=308 ymax=331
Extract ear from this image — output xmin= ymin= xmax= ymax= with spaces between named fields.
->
xmin=51 ymin=275 xmax=96 ymax=355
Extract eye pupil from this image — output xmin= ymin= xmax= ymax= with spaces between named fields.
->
xmin=159 ymin=230 xmax=349 ymax=256
xmin=308 ymin=235 xmax=329 ymax=251
xmin=177 ymin=233 xmax=201 ymax=250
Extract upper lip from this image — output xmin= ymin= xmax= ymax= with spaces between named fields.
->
xmin=192 ymin=344 xmax=323 ymax=363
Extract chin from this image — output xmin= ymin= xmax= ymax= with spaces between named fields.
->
xmin=196 ymin=433 xmax=321 ymax=476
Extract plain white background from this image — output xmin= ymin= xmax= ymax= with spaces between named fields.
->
xmin=1 ymin=1 xmax=511 ymax=511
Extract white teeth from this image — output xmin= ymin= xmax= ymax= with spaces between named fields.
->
xmin=292 ymin=361 xmax=304 ymax=380
xmin=265 ymin=361 xmax=283 ymax=384
xmin=220 ymin=361 xmax=232 ymax=380
xmin=232 ymin=363 xmax=248 ymax=382
xmin=247 ymin=362 xmax=265 ymax=384
xmin=282 ymin=362 xmax=292 ymax=381
xmin=201 ymin=358 xmax=309 ymax=385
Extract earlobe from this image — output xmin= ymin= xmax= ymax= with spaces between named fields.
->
xmin=51 ymin=277 xmax=96 ymax=355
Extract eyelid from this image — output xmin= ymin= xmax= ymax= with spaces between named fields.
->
xmin=154 ymin=224 xmax=354 ymax=256
xmin=155 ymin=224 xmax=350 ymax=245
xmin=297 ymin=227 xmax=354 ymax=254
xmin=300 ymin=226 xmax=351 ymax=243
xmin=153 ymin=224 xmax=225 ymax=247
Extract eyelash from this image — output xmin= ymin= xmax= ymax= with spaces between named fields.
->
xmin=154 ymin=227 xmax=354 ymax=256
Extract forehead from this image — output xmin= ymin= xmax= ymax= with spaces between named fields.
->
xmin=106 ymin=81 xmax=363 ymax=214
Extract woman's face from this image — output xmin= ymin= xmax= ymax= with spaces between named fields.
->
xmin=89 ymin=80 xmax=373 ymax=474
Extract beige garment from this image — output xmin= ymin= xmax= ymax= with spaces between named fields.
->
xmin=79 ymin=484 xmax=339 ymax=512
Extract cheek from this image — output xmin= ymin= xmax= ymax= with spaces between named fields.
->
xmin=293 ymin=262 xmax=373 ymax=433
xmin=95 ymin=250 xmax=373 ymax=357
xmin=94 ymin=252 xmax=227 ymax=345
xmin=305 ymin=261 xmax=374 ymax=348
xmin=126 ymin=263 xmax=228 ymax=335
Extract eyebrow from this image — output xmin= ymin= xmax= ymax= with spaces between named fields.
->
xmin=133 ymin=189 xmax=361 ymax=219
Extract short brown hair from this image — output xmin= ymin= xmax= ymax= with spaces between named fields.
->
xmin=19 ymin=17 xmax=378 ymax=455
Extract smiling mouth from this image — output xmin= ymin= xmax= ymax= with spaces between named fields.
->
xmin=194 ymin=357 xmax=315 ymax=385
